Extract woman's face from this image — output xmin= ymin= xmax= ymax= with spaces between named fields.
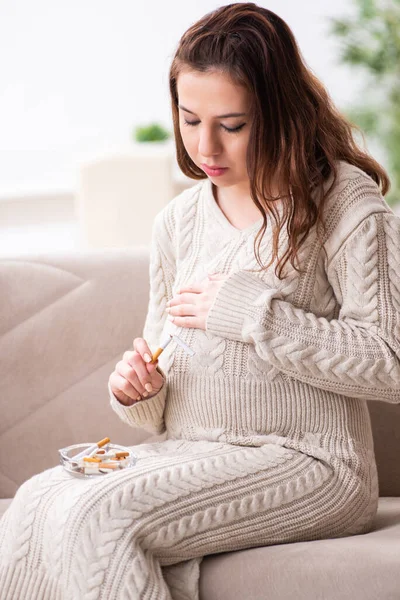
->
xmin=177 ymin=70 xmax=252 ymax=190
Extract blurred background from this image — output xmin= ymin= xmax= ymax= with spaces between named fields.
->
xmin=1 ymin=0 xmax=399 ymax=257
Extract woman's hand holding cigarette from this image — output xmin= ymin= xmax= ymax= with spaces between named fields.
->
xmin=109 ymin=338 xmax=165 ymax=406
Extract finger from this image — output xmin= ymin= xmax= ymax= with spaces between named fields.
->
xmin=110 ymin=372 xmax=141 ymax=403
xmin=123 ymin=349 xmax=135 ymax=362
xmin=124 ymin=349 xmax=158 ymax=375
xmin=133 ymin=337 xmax=154 ymax=364
xmin=149 ymin=367 xmax=165 ymax=391
xmin=167 ymin=303 xmax=197 ymax=316
xmin=168 ymin=289 xmax=202 ymax=307
xmin=115 ymin=360 xmax=145 ymax=398
xmin=166 ymin=315 xmax=198 ymax=328
xmin=126 ymin=352 xmax=154 ymax=394
xmin=175 ymin=281 xmax=203 ymax=295
xmin=115 ymin=355 xmax=153 ymax=398
xmin=117 ymin=361 xmax=164 ymax=399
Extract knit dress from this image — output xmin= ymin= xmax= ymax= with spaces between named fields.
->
xmin=1 ymin=160 xmax=399 ymax=600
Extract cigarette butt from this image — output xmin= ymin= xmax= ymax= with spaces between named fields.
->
xmin=84 ymin=466 xmax=100 ymax=474
xmin=96 ymin=452 xmax=114 ymax=460
xmin=83 ymin=457 xmax=101 ymax=462
xmin=115 ymin=452 xmax=129 ymax=458
xmin=97 ymin=437 xmax=110 ymax=448
xmin=98 ymin=462 xmax=118 ymax=469
xmin=96 ymin=449 xmax=106 ymax=454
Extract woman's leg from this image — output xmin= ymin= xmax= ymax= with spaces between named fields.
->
xmin=0 ymin=438 xmax=370 ymax=600
xmin=68 ymin=438 xmax=367 ymax=599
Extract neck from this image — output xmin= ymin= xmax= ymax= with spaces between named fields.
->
xmin=212 ymin=183 xmax=262 ymax=217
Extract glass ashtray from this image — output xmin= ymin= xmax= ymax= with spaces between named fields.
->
xmin=59 ymin=442 xmax=137 ymax=479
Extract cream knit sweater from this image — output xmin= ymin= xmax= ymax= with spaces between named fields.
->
xmin=1 ymin=160 xmax=399 ymax=600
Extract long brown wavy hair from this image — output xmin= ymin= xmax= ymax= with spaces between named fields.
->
xmin=168 ymin=2 xmax=390 ymax=278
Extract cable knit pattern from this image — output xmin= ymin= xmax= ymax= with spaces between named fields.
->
xmin=206 ymin=212 xmax=400 ymax=402
xmin=0 ymin=160 xmax=397 ymax=599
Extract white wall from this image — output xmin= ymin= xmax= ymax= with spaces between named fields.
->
xmin=0 ymin=0 xmax=360 ymax=197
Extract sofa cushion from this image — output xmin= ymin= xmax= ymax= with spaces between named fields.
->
xmin=0 ymin=250 xmax=153 ymax=499
xmin=368 ymin=400 xmax=400 ymax=497
xmin=199 ymin=497 xmax=400 ymax=600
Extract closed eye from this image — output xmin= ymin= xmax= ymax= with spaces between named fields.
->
xmin=183 ymin=120 xmax=245 ymax=134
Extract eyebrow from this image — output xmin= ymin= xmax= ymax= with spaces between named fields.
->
xmin=178 ymin=104 xmax=246 ymax=118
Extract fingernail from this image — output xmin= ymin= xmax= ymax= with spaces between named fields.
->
xmin=168 ymin=315 xmax=175 ymax=322
xmin=145 ymin=383 xmax=153 ymax=392
xmin=144 ymin=353 xmax=151 ymax=363
xmin=142 ymin=391 xmax=148 ymax=398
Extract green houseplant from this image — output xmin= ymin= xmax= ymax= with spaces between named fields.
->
xmin=330 ymin=0 xmax=400 ymax=207
xmin=133 ymin=123 xmax=171 ymax=143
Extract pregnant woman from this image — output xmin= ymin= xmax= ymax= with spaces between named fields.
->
xmin=1 ymin=3 xmax=399 ymax=599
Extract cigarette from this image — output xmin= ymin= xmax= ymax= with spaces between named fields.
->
xmin=149 ymin=331 xmax=195 ymax=365
xmin=115 ymin=452 xmax=129 ymax=458
xmin=71 ymin=437 xmax=111 ymax=461
xmin=150 ymin=335 xmax=173 ymax=364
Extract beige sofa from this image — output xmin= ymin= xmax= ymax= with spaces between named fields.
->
xmin=1 ymin=249 xmax=399 ymax=599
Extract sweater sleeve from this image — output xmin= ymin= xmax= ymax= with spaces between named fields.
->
xmin=206 ymin=210 xmax=400 ymax=404
xmin=109 ymin=208 xmax=176 ymax=433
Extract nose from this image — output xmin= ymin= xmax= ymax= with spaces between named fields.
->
xmin=198 ymin=127 xmax=222 ymax=157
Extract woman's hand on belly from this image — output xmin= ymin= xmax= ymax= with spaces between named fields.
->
xmin=165 ymin=273 xmax=229 ymax=331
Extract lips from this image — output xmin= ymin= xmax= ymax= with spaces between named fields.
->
xmin=202 ymin=164 xmax=226 ymax=169
xmin=201 ymin=164 xmax=228 ymax=176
